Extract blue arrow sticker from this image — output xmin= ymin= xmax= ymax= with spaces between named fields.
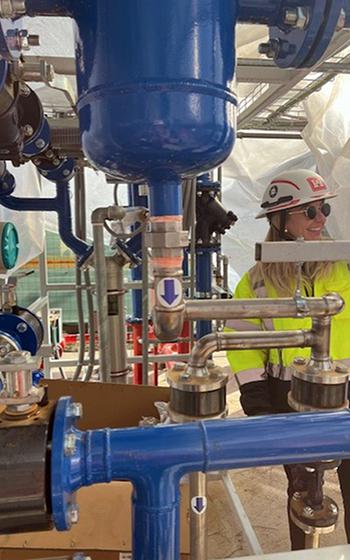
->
xmin=156 ymin=277 xmax=182 ymax=308
xmin=191 ymin=496 xmax=207 ymax=515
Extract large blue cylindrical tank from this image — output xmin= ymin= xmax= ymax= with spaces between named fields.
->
xmin=73 ymin=0 xmax=237 ymax=182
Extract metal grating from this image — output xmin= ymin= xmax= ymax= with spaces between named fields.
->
xmin=237 ymin=29 xmax=350 ymax=135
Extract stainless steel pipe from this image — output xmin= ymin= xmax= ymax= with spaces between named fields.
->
xmin=189 ymin=472 xmax=208 ymax=560
xmin=91 ymin=205 xmax=126 ymax=383
xmin=188 ymin=329 xmax=315 ymax=370
xmin=185 ymin=293 xmax=344 ymax=321
xmin=106 ymin=256 xmax=129 ymax=383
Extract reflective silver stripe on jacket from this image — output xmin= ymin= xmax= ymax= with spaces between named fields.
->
xmin=267 ymin=359 xmax=350 ymax=381
xmin=338 ymin=358 xmax=350 ymax=368
xmin=236 ymin=369 xmax=267 ymax=387
xmin=266 ymin=362 xmax=294 ymax=381
xmin=225 ymin=319 xmax=262 ymax=331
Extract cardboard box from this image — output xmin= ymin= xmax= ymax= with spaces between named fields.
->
xmin=0 ymin=381 xmax=190 ymax=559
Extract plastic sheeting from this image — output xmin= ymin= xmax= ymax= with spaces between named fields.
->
xmin=303 ymin=75 xmax=350 ymax=241
xmin=0 ymin=163 xmax=45 ymax=276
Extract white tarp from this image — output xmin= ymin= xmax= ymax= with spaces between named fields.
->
xmin=303 ymin=75 xmax=350 ymax=241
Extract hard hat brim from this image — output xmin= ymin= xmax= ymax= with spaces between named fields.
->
xmin=255 ymin=192 xmax=337 ymax=219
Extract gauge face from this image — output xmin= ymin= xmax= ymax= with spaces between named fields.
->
xmin=0 ymin=222 xmax=19 ymax=271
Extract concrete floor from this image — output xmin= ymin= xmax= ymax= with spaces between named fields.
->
xmin=206 ymin=356 xmax=347 ymax=559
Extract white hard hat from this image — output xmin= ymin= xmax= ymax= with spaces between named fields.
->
xmin=256 ymin=169 xmax=337 ymax=219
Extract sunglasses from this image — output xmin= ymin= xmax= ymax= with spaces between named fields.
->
xmin=288 ymin=202 xmax=331 ymax=220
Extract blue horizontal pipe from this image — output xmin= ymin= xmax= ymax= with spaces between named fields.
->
xmin=0 ymin=181 xmax=92 ymax=265
xmin=54 ymin=397 xmax=350 ymax=559
xmin=24 ymin=0 xmax=74 ymax=16
xmin=238 ymin=0 xmax=284 ymax=25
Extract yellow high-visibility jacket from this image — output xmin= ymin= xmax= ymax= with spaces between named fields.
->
xmin=226 ymin=261 xmax=350 ymax=388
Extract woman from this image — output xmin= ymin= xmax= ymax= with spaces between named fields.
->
xmin=226 ymin=169 xmax=350 ymax=549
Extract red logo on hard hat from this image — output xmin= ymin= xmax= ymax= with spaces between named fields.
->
xmin=307 ymin=177 xmax=327 ymax=192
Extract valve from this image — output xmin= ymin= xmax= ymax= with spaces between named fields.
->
xmin=195 ymin=175 xmax=237 ymax=248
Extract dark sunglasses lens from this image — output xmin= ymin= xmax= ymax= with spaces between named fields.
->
xmin=306 ymin=206 xmax=317 ymax=219
xmin=321 ymin=202 xmax=331 ymax=217
xmin=305 ymin=203 xmax=331 ymax=219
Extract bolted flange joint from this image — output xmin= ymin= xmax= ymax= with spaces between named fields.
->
xmin=283 ymin=7 xmax=310 ymax=29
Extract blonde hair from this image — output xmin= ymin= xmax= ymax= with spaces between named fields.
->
xmin=251 ymin=225 xmax=335 ymax=296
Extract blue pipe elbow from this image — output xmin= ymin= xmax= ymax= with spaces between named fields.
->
xmin=0 ymin=180 xmax=93 ymax=265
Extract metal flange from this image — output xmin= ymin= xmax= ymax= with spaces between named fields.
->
xmin=261 ymin=0 xmax=348 ymax=68
xmin=167 ymin=362 xmax=228 ymax=421
xmin=288 ymin=358 xmax=349 ymax=412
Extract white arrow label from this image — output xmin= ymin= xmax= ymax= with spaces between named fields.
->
xmin=156 ymin=277 xmax=182 ymax=308
xmin=191 ymin=495 xmax=207 ymax=515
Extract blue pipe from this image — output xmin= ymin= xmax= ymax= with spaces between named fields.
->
xmin=148 ymin=175 xmax=182 ymax=217
xmin=0 ymin=181 xmax=93 ymax=266
xmin=128 ymin=184 xmax=148 ymax=321
xmin=196 ymin=249 xmax=213 ymax=339
xmin=238 ymin=0 xmax=284 ymax=25
xmin=24 ymin=0 xmax=74 ymax=16
xmin=52 ymin=397 xmax=350 ymax=559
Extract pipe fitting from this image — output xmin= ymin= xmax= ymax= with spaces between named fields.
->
xmin=0 ymin=0 xmax=25 ymax=18
xmin=91 ymin=205 xmax=126 ymax=225
xmin=149 ymin=217 xmax=188 ymax=341
xmin=151 ymin=303 xmax=185 ymax=342
xmin=321 ymin=292 xmax=345 ymax=316
xmin=188 ymin=330 xmax=314 ymax=371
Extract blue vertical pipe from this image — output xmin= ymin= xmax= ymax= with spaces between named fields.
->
xmin=148 ymin=175 xmax=182 ymax=218
xmin=196 ymin=249 xmax=213 ymax=338
xmin=128 ymin=184 xmax=148 ymax=320
xmin=52 ymin=397 xmax=350 ymax=560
